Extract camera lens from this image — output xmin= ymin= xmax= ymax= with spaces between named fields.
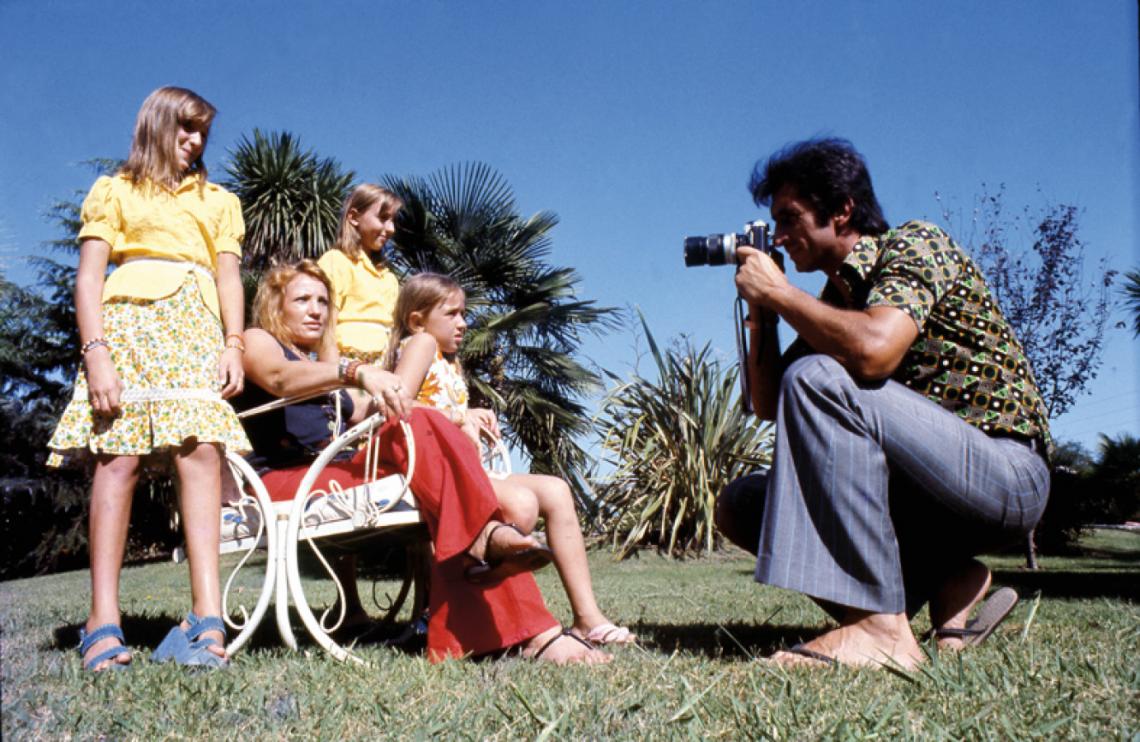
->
xmin=683 ymin=236 xmax=710 ymax=266
xmin=683 ymin=233 xmax=739 ymax=266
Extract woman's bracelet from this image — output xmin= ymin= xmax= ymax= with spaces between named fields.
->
xmin=81 ymin=338 xmax=110 ymax=356
xmin=344 ymin=360 xmax=364 ymax=388
xmin=224 ymin=333 xmax=245 ymax=352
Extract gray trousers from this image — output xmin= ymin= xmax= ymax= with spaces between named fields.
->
xmin=717 ymin=355 xmax=1050 ymax=616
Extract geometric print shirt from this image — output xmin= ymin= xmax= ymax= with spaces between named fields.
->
xmin=784 ymin=220 xmax=1052 ymax=458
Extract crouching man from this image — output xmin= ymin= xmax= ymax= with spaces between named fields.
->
xmin=717 ymin=138 xmax=1051 ymax=669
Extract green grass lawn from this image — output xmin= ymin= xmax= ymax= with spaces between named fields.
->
xmin=3 ymin=530 xmax=1137 ymax=739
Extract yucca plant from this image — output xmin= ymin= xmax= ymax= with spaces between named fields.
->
xmin=222 ymin=130 xmax=354 ymax=271
xmin=381 ymin=163 xmax=619 ymax=506
xmin=591 ymin=313 xmax=773 ymax=558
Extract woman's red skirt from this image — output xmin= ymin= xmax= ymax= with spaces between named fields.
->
xmin=259 ymin=408 xmax=556 ymax=660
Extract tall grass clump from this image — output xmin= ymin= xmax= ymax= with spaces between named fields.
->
xmin=591 ymin=314 xmax=772 ymax=558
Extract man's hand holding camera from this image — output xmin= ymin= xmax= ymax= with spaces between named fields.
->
xmin=734 ymin=246 xmax=787 ymax=325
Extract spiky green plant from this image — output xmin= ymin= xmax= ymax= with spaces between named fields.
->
xmin=591 ymin=314 xmax=773 ymax=558
xmin=222 ymin=130 xmax=354 ymax=270
xmin=381 ymin=163 xmax=618 ymax=505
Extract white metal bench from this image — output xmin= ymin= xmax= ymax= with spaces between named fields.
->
xmin=198 ymin=396 xmax=511 ymax=665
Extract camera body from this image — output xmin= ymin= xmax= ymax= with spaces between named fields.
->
xmin=683 ymin=220 xmax=771 ymax=267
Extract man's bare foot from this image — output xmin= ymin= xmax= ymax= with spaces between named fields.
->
xmin=768 ymin=611 xmax=924 ymax=670
xmin=468 ymin=520 xmax=543 ymax=563
xmin=929 ymin=559 xmax=991 ymax=651
xmin=523 ymin=626 xmax=612 ymax=665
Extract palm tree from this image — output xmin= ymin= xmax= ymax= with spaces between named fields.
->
xmin=222 ymin=130 xmax=354 ymax=271
xmin=381 ymin=163 xmax=618 ymax=503
xmin=1124 ymin=268 xmax=1140 ymax=337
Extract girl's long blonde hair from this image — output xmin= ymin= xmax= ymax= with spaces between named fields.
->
xmin=332 ymin=184 xmax=405 ymax=261
xmin=120 ymin=86 xmax=216 ymax=190
xmin=252 ymin=260 xmax=337 ymax=358
xmin=382 ymin=272 xmax=464 ymax=371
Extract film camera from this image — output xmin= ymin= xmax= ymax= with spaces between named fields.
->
xmin=683 ymin=220 xmax=772 ymax=267
xmin=681 ymin=219 xmax=778 ymax=415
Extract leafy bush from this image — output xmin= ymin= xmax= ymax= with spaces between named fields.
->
xmin=591 ymin=315 xmax=772 ymax=558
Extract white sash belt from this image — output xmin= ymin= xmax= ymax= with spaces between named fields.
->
xmin=119 ymin=257 xmax=216 ymax=280
xmin=75 ymin=388 xmax=223 ymax=404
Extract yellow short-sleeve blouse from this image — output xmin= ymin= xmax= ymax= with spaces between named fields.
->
xmin=79 ymin=173 xmax=244 ymax=320
xmin=317 ymin=248 xmax=399 ymax=355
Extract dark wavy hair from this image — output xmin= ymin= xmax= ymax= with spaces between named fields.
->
xmin=749 ymin=137 xmax=889 ymax=236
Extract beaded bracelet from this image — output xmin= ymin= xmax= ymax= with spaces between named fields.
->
xmin=344 ymin=360 xmax=364 ymax=388
xmin=224 ymin=335 xmax=245 ymax=352
xmin=81 ymin=338 xmax=110 ymax=355
xmin=337 ymin=357 xmax=351 ymax=381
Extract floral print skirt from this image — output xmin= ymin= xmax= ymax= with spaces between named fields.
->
xmin=48 ymin=277 xmax=251 ymax=467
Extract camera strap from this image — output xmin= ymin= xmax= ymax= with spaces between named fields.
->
xmin=734 ymin=296 xmax=752 ymax=415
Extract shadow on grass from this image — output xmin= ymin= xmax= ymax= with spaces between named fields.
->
xmin=49 ymin=610 xmax=426 ymax=656
xmin=634 ymin=620 xmax=827 ymax=660
xmin=990 ymin=569 xmax=1139 ymax=601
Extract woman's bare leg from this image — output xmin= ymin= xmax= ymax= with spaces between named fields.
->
xmin=84 ymin=454 xmax=141 ymax=670
xmin=173 ymin=441 xmax=226 ymax=659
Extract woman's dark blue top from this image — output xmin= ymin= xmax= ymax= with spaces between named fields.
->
xmin=233 ymin=342 xmax=355 ymax=472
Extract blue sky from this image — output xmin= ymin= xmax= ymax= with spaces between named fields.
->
xmin=2 ymin=0 xmax=1137 ymax=451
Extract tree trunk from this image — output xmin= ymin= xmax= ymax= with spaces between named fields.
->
xmin=1024 ymin=528 xmax=1039 ymax=570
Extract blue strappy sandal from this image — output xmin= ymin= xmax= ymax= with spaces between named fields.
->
xmin=78 ymin=623 xmax=131 ymax=672
xmin=152 ymin=612 xmax=229 ymax=668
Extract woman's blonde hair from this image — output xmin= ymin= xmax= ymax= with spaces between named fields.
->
xmin=120 ymin=86 xmax=217 ymax=190
xmin=252 ymin=259 xmax=336 ymax=357
xmin=332 ymin=183 xmax=404 ymax=261
xmin=382 ymin=272 xmax=464 ymax=371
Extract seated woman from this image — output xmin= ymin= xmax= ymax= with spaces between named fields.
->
xmin=234 ymin=260 xmax=610 ymax=664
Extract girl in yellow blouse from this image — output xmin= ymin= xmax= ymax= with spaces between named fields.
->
xmin=48 ymin=87 xmax=250 ymax=671
xmin=386 ymin=274 xmax=636 ymax=646
xmin=317 ymin=184 xmax=403 ymax=364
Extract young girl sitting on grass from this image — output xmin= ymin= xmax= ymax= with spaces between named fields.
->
xmin=384 ymin=273 xmax=635 ymax=646
xmin=48 ymin=86 xmax=251 ymax=671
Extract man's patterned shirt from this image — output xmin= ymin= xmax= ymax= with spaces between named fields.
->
xmin=785 ymin=220 xmax=1052 ymax=455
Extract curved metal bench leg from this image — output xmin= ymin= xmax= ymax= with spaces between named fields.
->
xmin=283 ymin=416 xmax=419 ymax=664
xmin=221 ymin=453 xmax=278 ymax=657
xmin=274 ymin=516 xmax=298 ymax=650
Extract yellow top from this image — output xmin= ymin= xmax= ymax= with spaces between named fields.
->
xmin=317 ymin=248 xmax=399 ymax=354
xmin=78 ymin=173 xmax=244 ymax=320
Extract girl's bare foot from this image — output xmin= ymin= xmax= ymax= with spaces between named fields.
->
xmin=768 ymin=611 xmax=924 ymax=670
xmin=523 ymin=626 xmax=612 ymax=665
xmin=929 ymin=559 xmax=992 ymax=651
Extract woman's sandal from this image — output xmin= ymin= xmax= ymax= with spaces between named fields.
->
xmin=152 ymin=612 xmax=229 ymax=669
xmin=464 ymin=522 xmax=554 ymax=584
xmin=526 ymin=628 xmax=597 ymax=661
xmin=77 ymin=624 xmax=131 ymax=672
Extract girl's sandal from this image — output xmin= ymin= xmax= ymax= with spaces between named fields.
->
xmin=152 ymin=612 xmax=229 ymax=669
xmin=78 ymin=623 xmax=131 ymax=672
xmin=464 ymin=522 xmax=554 ymax=584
